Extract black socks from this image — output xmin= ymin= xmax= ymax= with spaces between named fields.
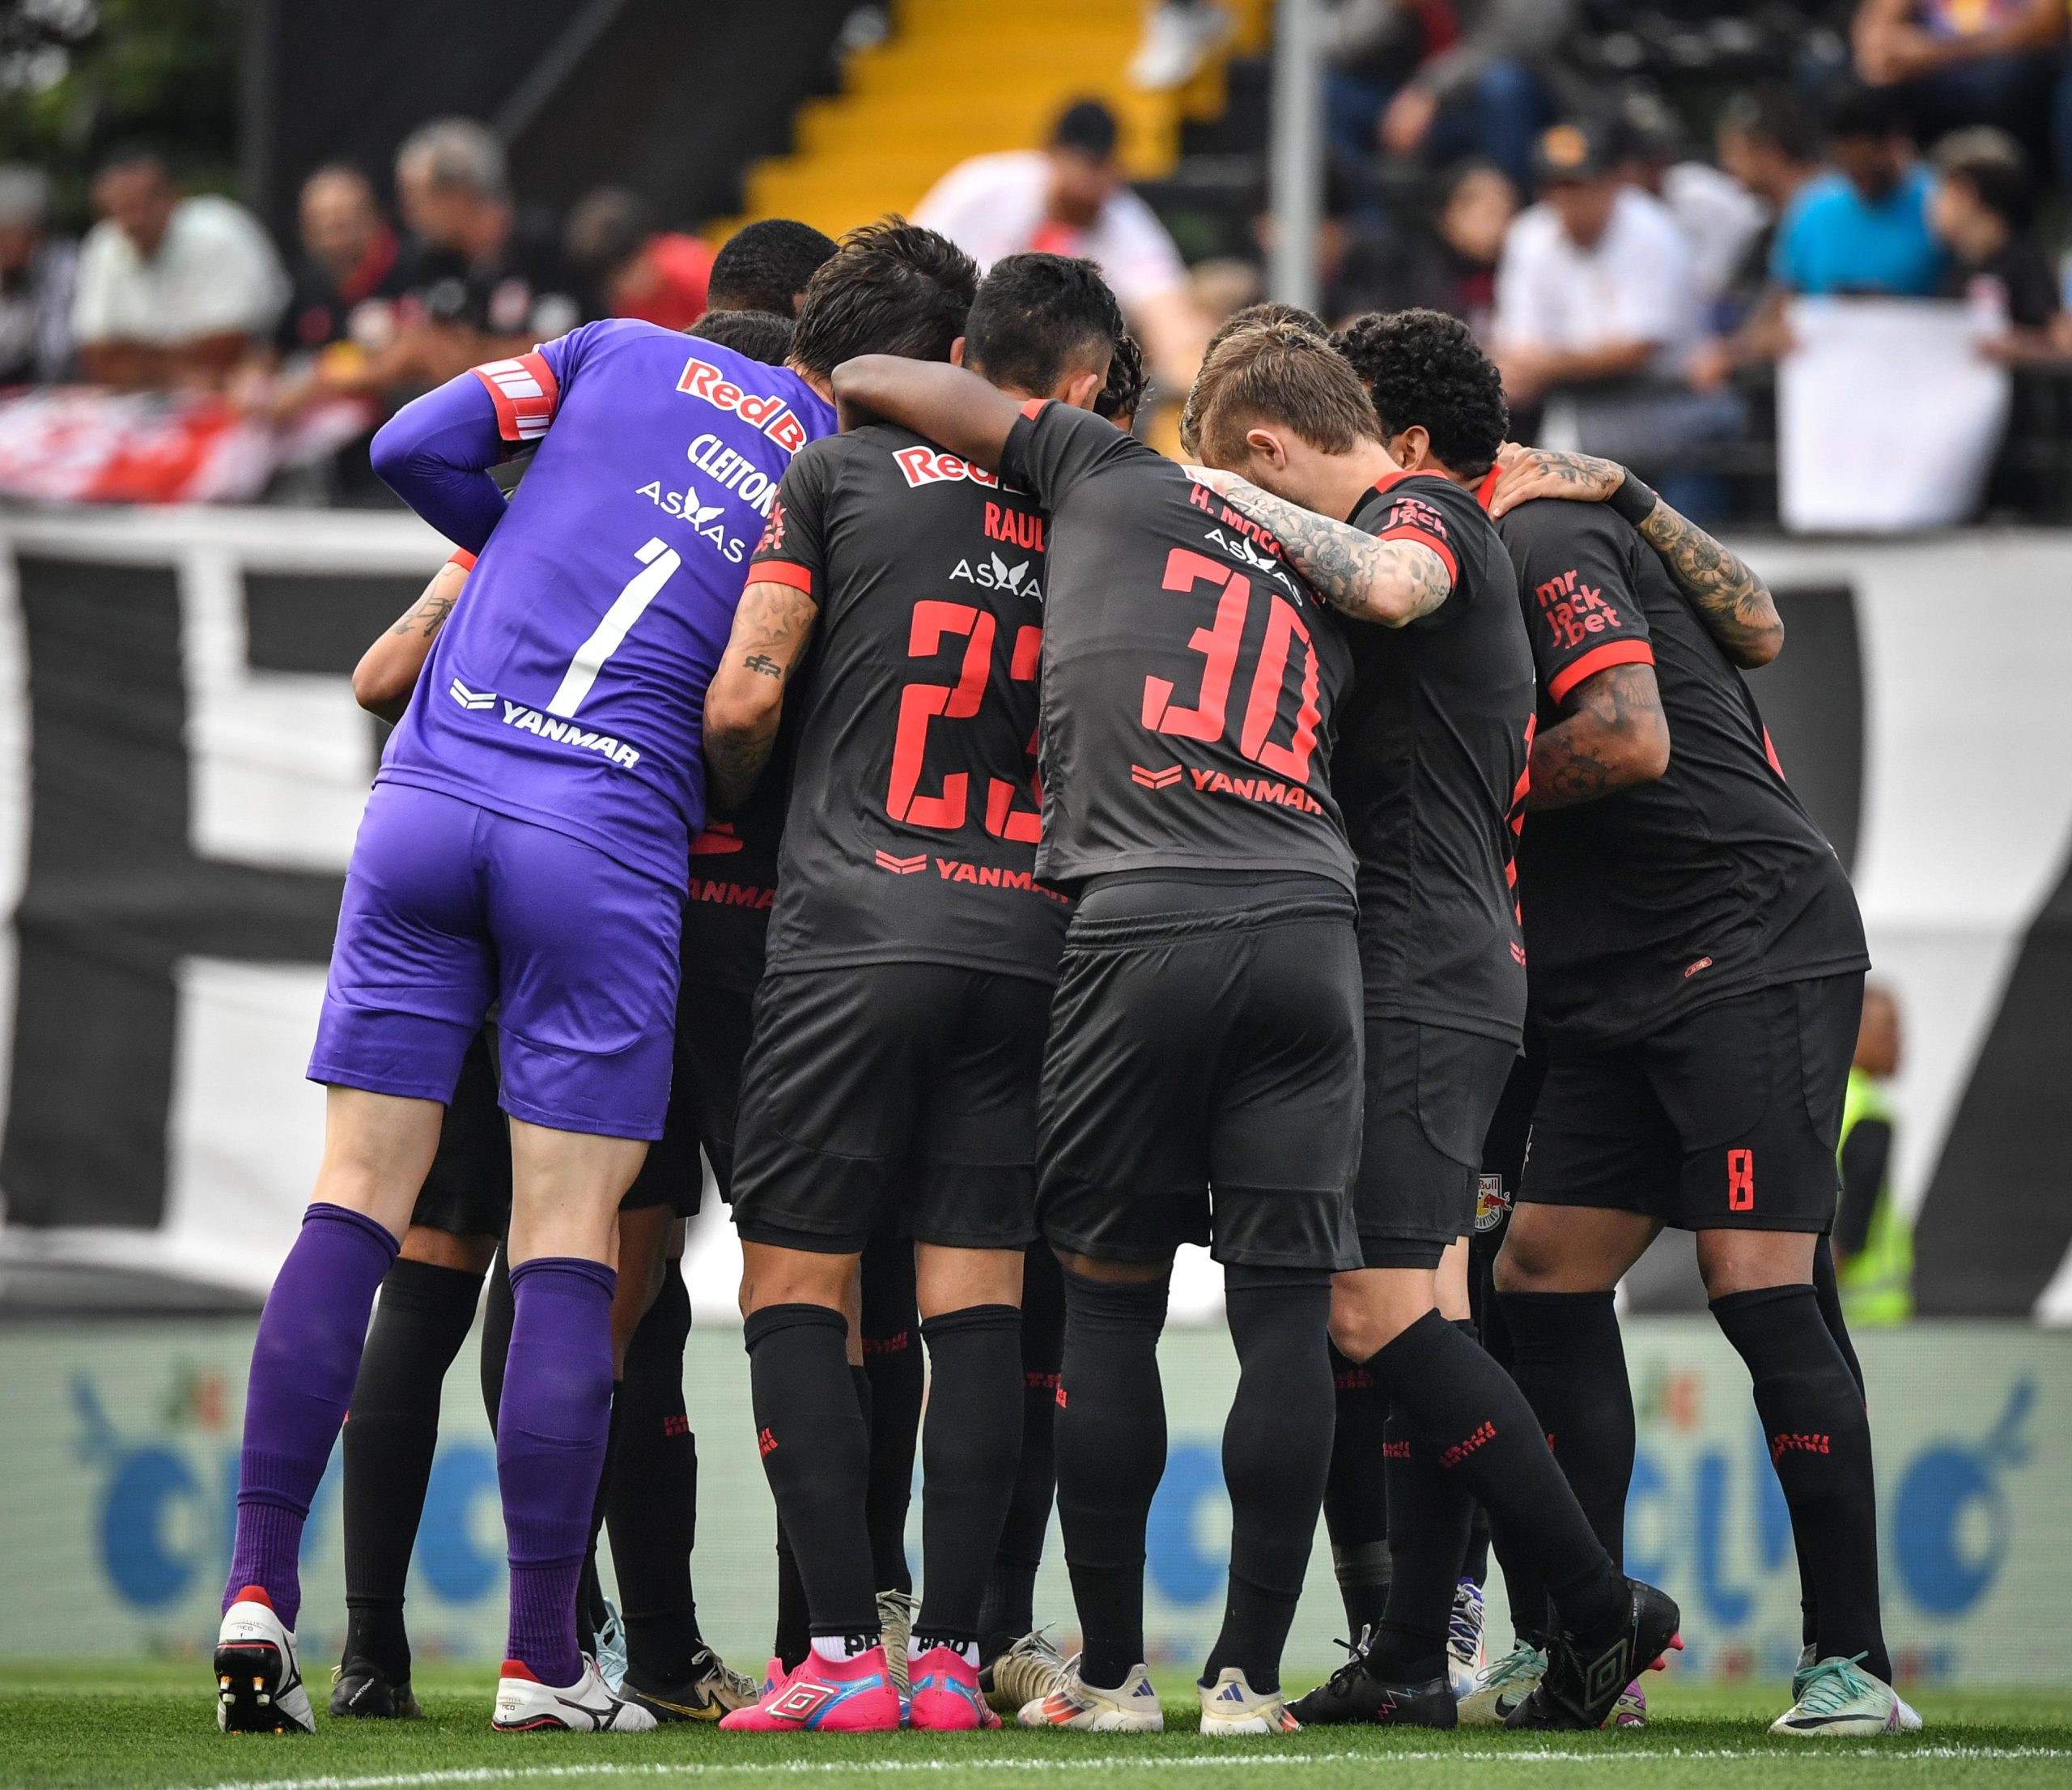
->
xmin=1369 ymin=1308 xmax=1623 ymax=1638
xmin=911 ymin=1303 xmax=1025 ymax=1658
xmin=1203 ymin=1267 xmax=1333 ymax=1696
xmin=1364 ymin=1403 xmax=1474 ymax=1684
xmin=1500 ymin=1290 xmax=1634 ymax=1568
xmin=607 ymin=1259 xmax=708 ymax=1684
xmin=1055 ymin=1268 xmax=1169 ymax=1689
xmin=979 ymin=1242 xmax=1064 ymax=1660
xmin=860 ymin=1232 xmax=922 ymax=1596
xmin=340 ymin=1256 xmax=482 ymax=1678
xmin=1323 ymin=1344 xmax=1393 ymax=1636
xmin=1713 ymin=1284 xmax=1891 ymax=1684
xmin=745 ymin=1303 xmax=879 ymax=1639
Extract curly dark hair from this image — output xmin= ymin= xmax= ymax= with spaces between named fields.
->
xmin=708 ymin=218 xmax=839 ymax=317
xmin=1331 ymin=308 xmax=1508 ymax=478
xmin=790 ymin=217 xmax=976 ymax=379
xmin=1095 ymin=328 xmax=1147 ymax=426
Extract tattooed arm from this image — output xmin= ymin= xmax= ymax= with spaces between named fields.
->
xmin=1190 ymin=470 xmax=1452 ymax=626
xmin=703 ymin=580 xmax=821 ymax=810
xmin=1526 ymin=662 xmax=1671 ymax=810
xmin=1486 ymin=447 xmax=1783 ymax=667
xmin=352 ymin=556 xmax=470 ymax=723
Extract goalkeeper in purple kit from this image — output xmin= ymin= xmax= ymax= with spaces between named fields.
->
xmin=210 ymin=222 xmax=979 ymax=1736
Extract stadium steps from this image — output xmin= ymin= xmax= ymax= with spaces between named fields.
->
xmin=717 ymin=0 xmax=1271 ymax=241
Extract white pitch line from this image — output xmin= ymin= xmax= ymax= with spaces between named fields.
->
xmin=177 ymin=1743 xmax=2072 ymax=1790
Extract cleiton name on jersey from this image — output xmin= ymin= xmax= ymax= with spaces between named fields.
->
xmin=677 ymin=356 xmax=810 ymax=455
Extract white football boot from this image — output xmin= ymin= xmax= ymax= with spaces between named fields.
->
xmin=1019 ymin=1657 xmax=1165 ymax=1732
xmin=492 ymin=1653 xmax=659 ymax=1732
xmin=1769 ymin=1655 xmax=1922 ymax=1738
xmin=1456 ymin=1637 xmax=1545 ymax=1726
xmin=215 ymin=1586 xmax=315 ymax=1734
xmin=983 ymin=1629 xmax=1068 ymax=1715
xmin=1198 ymin=1665 xmax=1301 ymax=1737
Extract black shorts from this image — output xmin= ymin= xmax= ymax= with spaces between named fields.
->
xmin=1036 ymin=874 xmax=1361 ymax=1272
xmin=1519 ymin=973 xmax=1862 ymax=1234
xmin=1353 ymin=1018 xmax=1518 ymax=1269
xmin=729 ymin=963 xmax=1051 ymax=1253
xmin=620 ymin=980 xmax=755 ymax=1214
xmin=409 ymin=1027 xmax=512 ymax=1239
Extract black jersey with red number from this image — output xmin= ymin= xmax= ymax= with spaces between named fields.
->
xmin=999 ymin=399 xmax=1357 ymax=893
xmin=747 ymin=422 xmax=1068 ymax=981
xmin=1338 ymin=470 xmax=1534 ymax=1043
xmin=1491 ymin=494 xmax=1867 ymax=1051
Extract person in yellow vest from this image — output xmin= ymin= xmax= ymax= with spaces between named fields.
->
xmin=1836 ymin=984 xmax=1913 ymax=1323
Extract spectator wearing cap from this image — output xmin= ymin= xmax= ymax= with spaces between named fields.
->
xmin=0 ymin=164 xmax=75 ymax=386
xmin=1494 ymin=121 xmax=1738 ymax=513
xmin=390 ymin=117 xmax=588 ymax=385
xmin=566 ymin=188 xmax=714 ymax=333
xmin=1853 ymin=0 xmax=2070 ymax=185
xmin=1771 ymin=84 xmax=1946 ymax=298
xmin=914 ymin=97 xmax=1212 ymax=385
xmin=71 ymin=145 xmax=288 ymax=390
xmin=1928 ymin=128 xmax=2066 ymax=356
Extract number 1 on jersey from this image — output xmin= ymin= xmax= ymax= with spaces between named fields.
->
xmin=548 ymin=537 xmax=681 ymax=717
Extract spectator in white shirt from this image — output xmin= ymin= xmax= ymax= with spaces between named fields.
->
xmin=0 ymin=164 xmax=75 ymax=386
xmin=1611 ymin=99 xmax=1770 ymax=312
xmin=1495 ymin=121 xmax=1740 ymax=513
xmin=72 ymin=145 xmax=288 ymax=391
xmin=915 ymin=98 xmax=1212 ymax=387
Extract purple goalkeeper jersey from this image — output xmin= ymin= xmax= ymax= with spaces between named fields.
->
xmin=372 ymin=317 xmax=836 ymax=888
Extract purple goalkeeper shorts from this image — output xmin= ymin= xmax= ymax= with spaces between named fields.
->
xmin=308 ymin=781 xmax=682 ymax=1139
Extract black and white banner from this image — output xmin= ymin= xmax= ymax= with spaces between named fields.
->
xmin=0 ymin=510 xmax=2062 ymax=1316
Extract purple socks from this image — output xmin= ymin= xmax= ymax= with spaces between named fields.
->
xmin=499 ymin=1256 xmax=617 ymax=1686
xmin=224 ymin=1202 xmax=399 ymax=1627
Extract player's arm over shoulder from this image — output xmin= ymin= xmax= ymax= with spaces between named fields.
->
xmin=1193 ymin=470 xmax=1453 ymax=627
xmin=830 ymin=357 xmax=1025 ymax=473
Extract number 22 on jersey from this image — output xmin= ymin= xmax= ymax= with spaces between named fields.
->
xmin=887 ymin=600 xmax=1042 ymax=840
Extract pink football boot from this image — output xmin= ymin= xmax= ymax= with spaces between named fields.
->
xmin=907 ymin=1646 xmax=1001 ymax=1731
xmin=719 ymin=1644 xmax=901 ymax=1733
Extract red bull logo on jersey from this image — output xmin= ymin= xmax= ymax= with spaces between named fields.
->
xmin=677 ymin=356 xmax=809 ymax=456
xmin=893 ymin=444 xmax=1002 ymax=490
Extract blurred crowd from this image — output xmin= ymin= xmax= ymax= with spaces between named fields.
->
xmin=6 ymin=2 xmax=2072 ymax=518
xmin=0 ymin=119 xmax=727 ymax=501
xmin=1149 ymin=0 xmax=2072 ymax=518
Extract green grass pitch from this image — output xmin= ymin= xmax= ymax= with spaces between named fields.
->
xmin=2 ymin=1664 xmax=2070 ymax=1790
